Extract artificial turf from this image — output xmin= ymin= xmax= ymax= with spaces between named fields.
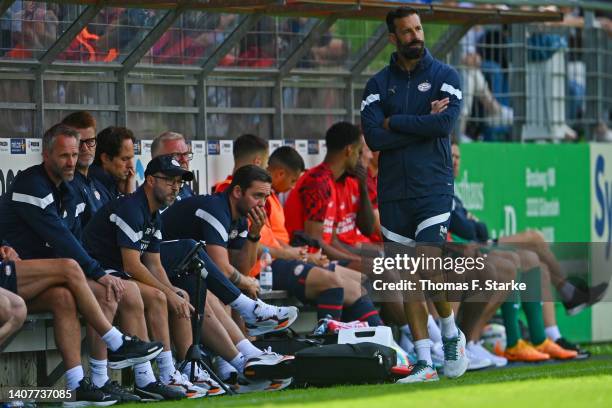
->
xmin=126 ymin=344 xmax=612 ymax=408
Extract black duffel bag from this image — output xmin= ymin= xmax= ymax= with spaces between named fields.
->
xmin=293 ymin=342 xmax=397 ymax=386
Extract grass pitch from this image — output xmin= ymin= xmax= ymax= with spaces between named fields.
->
xmin=128 ymin=344 xmax=612 ymax=408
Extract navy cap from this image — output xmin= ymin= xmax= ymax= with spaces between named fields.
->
xmin=145 ymin=155 xmax=194 ymax=181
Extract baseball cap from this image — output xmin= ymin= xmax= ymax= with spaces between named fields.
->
xmin=145 ymin=154 xmax=194 ymax=181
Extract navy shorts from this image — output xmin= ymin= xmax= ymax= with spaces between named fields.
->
xmin=379 ymin=194 xmax=453 ymax=244
xmin=271 ymin=260 xmax=338 ymax=303
xmin=0 ymin=261 xmax=17 ymax=294
xmin=271 ymin=259 xmax=315 ymax=303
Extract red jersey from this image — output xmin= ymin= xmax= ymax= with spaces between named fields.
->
xmin=334 ymin=176 xmax=372 ymax=246
xmin=285 ymin=163 xmax=337 ymax=244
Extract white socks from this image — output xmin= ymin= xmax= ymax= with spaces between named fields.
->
xmin=229 ymin=352 xmax=246 ymax=374
xmin=134 ymin=362 xmax=157 ymax=388
xmin=545 ymin=325 xmax=562 ymax=342
xmin=229 ymin=294 xmax=257 ymax=317
xmin=216 ymin=358 xmax=237 ymax=381
xmin=427 ymin=315 xmax=443 ymax=344
xmin=414 ymin=339 xmax=433 ymax=366
xmin=156 ymin=350 xmax=175 ymax=384
xmin=101 ymin=327 xmax=124 ymax=351
xmin=89 ymin=358 xmax=109 ymax=388
xmin=65 ymin=365 xmax=85 ymax=390
xmin=440 ymin=311 xmax=459 ymax=339
xmin=236 ymin=339 xmax=262 ymax=360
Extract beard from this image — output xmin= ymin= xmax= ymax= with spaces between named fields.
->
xmin=236 ymin=200 xmax=251 ymax=218
xmin=398 ymin=40 xmax=424 ymax=60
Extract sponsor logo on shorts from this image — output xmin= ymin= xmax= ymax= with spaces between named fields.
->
xmin=229 ymin=229 xmax=238 ymax=239
xmin=294 ymin=264 xmax=304 ymax=276
xmin=439 ymin=225 xmax=448 ymax=238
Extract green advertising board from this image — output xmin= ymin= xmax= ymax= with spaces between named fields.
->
xmin=456 ymin=143 xmax=597 ymax=342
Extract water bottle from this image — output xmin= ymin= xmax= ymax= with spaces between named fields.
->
xmin=259 ymin=247 xmax=273 ymax=292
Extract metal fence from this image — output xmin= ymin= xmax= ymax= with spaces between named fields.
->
xmin=0 ymin=1 xmax=609 ymax=142
xmin=447 ymin=16 xmax=612 ymax=142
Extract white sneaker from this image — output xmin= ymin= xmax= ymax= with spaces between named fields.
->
xmin=244 ymin=299 xmax=298 ymax=336
xmin=164 ymin=370 xmax=207 ymax=399
xmin=466 ymin=348 xmax=493 ymax=371
xmin=431 ymin=341 xmax=445 ymax=369
xmin=181 ymin=364 xmax=226 ymax=396
xmin=468 ymin=340 xmax=508 ymax=367
xmin=244 ymin=347 xmax=295 ymax=379
xmin=442 ymin=328 xmax=469 ymax=379
xmin=396 ymin=361 xmax=439 ymax=384
xmin=225 ymin=372 xmax=292 ymax=394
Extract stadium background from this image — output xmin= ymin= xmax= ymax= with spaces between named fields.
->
xmin=0 ymin=0 xmax=611 ymax=393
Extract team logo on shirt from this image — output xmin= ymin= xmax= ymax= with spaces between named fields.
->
xmin=229 ymin=229 xmax=238 ymax=239
xmin=418 ymin=82 xmax=432 ymax=92
xmin=293 ymin=264 xmax=304 ymax=276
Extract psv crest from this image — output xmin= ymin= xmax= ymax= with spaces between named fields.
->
xmin=418 ymin=82 xmax=432 ymax=92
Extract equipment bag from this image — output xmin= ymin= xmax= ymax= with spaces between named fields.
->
xmin=252 ymin=328 xmax=329 ymax=356
xmin=293 ymin=342 xmax=397 ymax=386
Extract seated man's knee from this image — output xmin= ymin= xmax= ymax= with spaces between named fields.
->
xmin=526 ymin=229 xmax=546 ymax=244
xmin=62 ymin=259 xmax=85 ymax=282
xmin=12 ymin=296 xmax=27 ymax=327
xmin=47 ymin=287 xmax=77 ymax=314
xmin=518 ymin=250 xmax=540 ymax=270
xmin=314 ymin=268 xmax=343 ymax=290
xmin=146 ymin=287 xmax=167 ymax=309
xmin=120 ymin=281 xmax=144 ymax=313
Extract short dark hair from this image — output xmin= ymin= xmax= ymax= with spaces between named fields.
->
xmin=325 ymin=121 xmax=361 ymax=153
xmin=43 ymin=123 xmax=80 ymax=153
xmin=94 ymin=126 xmax=136 ymax=165
xmin=61 ymin=111 xmax=96 ymax=131
xmin=386 ymin=7 xmax=419 ymax=34
xmin=229 ymin=164 xmax=272 ymax=192
xmin=233 ymin=134 xmax=268 ymax=161
xmin=269 ymin=146 xmax=305 ymax=173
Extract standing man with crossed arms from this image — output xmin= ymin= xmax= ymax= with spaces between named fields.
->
xmin=360 ymin=6 xmax=468 ymax=382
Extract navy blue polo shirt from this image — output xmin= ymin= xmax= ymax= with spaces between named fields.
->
xmin=161 ymin=191 xmax=247 ymax=250
xmin=177 ymin=184 xmax=194 ymax=201
xmin=70 ymin=171 xmax=107 ymax=227
xmin=88 ymin=164 xmax=120 ymax=204
xmin=449 ymin=195 xmax=489 ymax=243
xmin=0 ymin=164 xmax=106 ymax=280
xmin=83 ymin=186 xmax=162 ymax=273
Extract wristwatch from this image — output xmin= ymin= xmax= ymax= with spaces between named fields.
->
xmin=247 ymin=233 xmax=261 ymax=242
